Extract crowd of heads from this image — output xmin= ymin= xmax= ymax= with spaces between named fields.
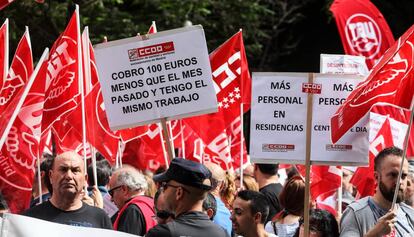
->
xmin=2 ymin=145 xmax=412 ymax=237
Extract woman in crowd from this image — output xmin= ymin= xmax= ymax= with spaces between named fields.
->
xmin=235 ymin=174 xmax=259 ymax=192
xmin=265 ymin=175 xmax=305 ymax=237
xmin=293 ymin=209 xmax=339 ymax=237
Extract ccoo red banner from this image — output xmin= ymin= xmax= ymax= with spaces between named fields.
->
xmin=330 ymin=0 xmax=395 ymax=69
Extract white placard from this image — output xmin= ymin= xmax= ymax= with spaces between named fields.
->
xmin=1 ymin=214 xmax=138 ymax=237
xmin=310 ymin=74 xmax=369 ymax=165
xmin=320 ymin=54 xmax=369 ymax=76
xmin=94 ymin=26 xmax=217 ymax=130
xmin=250 ymin=72 xmax=369 ymax=165
xmin=250 ymin=73 xmax=308 ymax=164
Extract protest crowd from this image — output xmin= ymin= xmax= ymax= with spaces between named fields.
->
xmin=1 ymin=0 xmax=414 ymax=237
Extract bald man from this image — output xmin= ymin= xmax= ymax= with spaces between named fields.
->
xmin=24 ymin=151 xmax=112 ymax=229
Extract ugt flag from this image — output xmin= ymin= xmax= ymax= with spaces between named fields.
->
xmin=330 ymin=0 xmax=395 ymax=69
xmin=331 ymin=24 xmax=414 ymax=144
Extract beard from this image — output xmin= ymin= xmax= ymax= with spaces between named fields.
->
xmin=379 ymin=177 xmax=404 ymax=203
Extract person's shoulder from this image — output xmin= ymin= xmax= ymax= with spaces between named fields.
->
xmin=400 ymin=202 xmax=414 ymax=216
xmin=23 ymin=201 xmax=52 ymax=216
xmin=146 ymin=223 xmax=171 ymax=237
xmin=81 ymin=202 xmax=110 ymax=216
xmin=347 ymin=196 xmax=370 ymax=212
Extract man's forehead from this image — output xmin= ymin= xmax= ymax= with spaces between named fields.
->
xmin=54 ymin=153 xmax=84 ymax=167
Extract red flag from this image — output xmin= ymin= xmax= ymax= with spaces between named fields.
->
xmin=351 ymin=116 xmax=394 ymax=198
xmin=122 ymin=124 xmax=167 ymax=171
xmin=0 ymin=0 xmax=14 ymax=10
xmin=330 ymin=0 xmax=395 ymax=69
xmin=0 ymin=19 xmax=9 ymax=96
xmin=331 ymin=24 xmax=414 ymax=144
xmin=0 ymin=51 xmax=47 ymax=213
xmin=184 ymin=31 xmax=251 ymax=170
xmin=68 ymin=84 xmax=119 ymax=164
xmin=0 ymin=28 xmax=33 ymax=114
xmin=147 ymin=21 xmax=157 ymax=34
xmin=42 ymin=9 xmax=81 ymax=131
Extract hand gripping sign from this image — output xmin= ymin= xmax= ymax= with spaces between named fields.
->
xmin=94 ymin=25 xmax=217 ymax=130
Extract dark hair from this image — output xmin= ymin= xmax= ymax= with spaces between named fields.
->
xmin=374 ymin=146 xmax=403 ymax=172
xmin=202 ymin=193 xmax=217 ymax=220
xmin=257 ymin=164 xmax=279 ymax=176
xmin=278 ymin=176 xmax=305 ymax=217
xmin=88 ymin=159 xmax=112 ymax=186
xmin=294 ymin=209 xmax=339 ymax=237
xmin=237 ymin=190 xmax=269 ymax=223
xmin=42 ymin=153 xmax=55 ymax=194
xmin=0 ymin=192 xmax=8 ymax=211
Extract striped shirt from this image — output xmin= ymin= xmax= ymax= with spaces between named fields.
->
xmin=368 ymin=198 xmax=414 ymax=237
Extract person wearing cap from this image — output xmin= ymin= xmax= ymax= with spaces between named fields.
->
xmin=108 ymin=166 xmax=157 ymax=235
xmin=146 ymin=158 xmax=230 ymax=237
xmin=204 ymin=162 xmax=232 ymax=235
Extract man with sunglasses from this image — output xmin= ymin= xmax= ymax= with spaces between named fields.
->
xmin=146 ymin=158 xmax=229 ymax=237
xmin=109 ymin=166 xmax=157 ymax=235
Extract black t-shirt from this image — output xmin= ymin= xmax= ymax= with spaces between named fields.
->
xmin=115 ymin=203 xmax=146 ymax=235
xmin=23 ymin=201 xmax=112 ymax=229
xmin=146 ymin=211 xmax=229 ymax=237
xmin=260 ymin=183 xmax=283 ymax=223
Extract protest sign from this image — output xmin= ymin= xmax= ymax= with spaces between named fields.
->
xmin=1 ymin=214 xmax=136 ymax=237
xmin=94 ymin=25 xmax=217 ymax=130
xmin=250 ymin=72 xmax=369 ymax=165
xmin=320 ymin=54 xmax=368 ymax=76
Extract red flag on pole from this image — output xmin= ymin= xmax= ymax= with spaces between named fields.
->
xmin=184 ymin=31 xmax=251 ymax=169
xmin=1 ymin=28 xmax=33 ymax=114
xmin=330 ymin=0 xmax=395 ymax=69
xmin=0 ymin=49 xmax=48 ymax=213
xmin=0 ymin=19 xmax=9 ymax=98
xmin=351 ymin=115 xmax=395 ymax=198
xmin=331 ymin=24 xmax=414 ymax=144
xmin=42 ymin=9 xmax=81 ymax=131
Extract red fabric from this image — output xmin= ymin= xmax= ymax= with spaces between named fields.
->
xmin=113 ymin=195 xmax=156 ymax=232
xmin=184 ymin=31 xmax=251 ymax=170
xmin=351 ymin=116 xmax=394 ymax=198
xmin=42 ymin=10 xmax=81 ymax=131
xmin=0 ymin=0 xmax=14 ymax=10
xmin=0 ymin=58 xmax=45 ymax=214
xmin=0 ymin=29 xmax=33 ymax=115
xmin=331 ymin=23 xmax=414 ymax=144
xmin=330 ymin=0 xmax=395 ymax=69
xmin=0 ymin=20 xmax=8 ymax=107
xmin=122 ymin=124 xmax=167 ymax=172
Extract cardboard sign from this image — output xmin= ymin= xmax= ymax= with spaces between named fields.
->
xmin=94 ymin=26 xmax=217 ymax=130
xmin=320 ymin=54 xmax=369 ymax=76
xmin=250 ymin=72 xmax=369 ymax=165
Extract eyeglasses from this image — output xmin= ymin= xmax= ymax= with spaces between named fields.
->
xmin=108 ymin=185 xmax=123 ymax=196
xmin=160 ymin=182 xmax=189 ymax=193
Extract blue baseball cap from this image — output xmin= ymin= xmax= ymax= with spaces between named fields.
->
xmin=153 ymin=158 xmax=213 ymax=191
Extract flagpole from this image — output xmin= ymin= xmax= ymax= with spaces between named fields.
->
xmin=338 ymin=167 xmax=343 ymax=218
xmin=391 ymin=103 xmax=414 ymax=209
xmin=303 ymin=73 xmax=315 ymax=237
xmin=180 ymin=120 xmax=186 ymax=158
xmin=240 ymin=103 xmax=244 ymax=190
xmin=3 ymin=19 xmax=9 ymax=82
xmin=168 ymin=121 xmax=176 ymax=156
xmin=161 ymin=118 xmax=174 ymax=162
xmin=36 ymin=156 xmax=42 ymax=204
xmin=91 ymin=146 xmax=98 ymax=186
xmin=0 ymin=48 xmax=49 ymax=149
xmin=158 ymin=123 xmax=170 ymax=167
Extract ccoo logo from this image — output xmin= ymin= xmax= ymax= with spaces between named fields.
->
xmin=345 ymin=14 xmax=381 ymax=59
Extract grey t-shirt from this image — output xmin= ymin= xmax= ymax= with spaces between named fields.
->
xmin=340 ymin=197 xmax=414 ymax=237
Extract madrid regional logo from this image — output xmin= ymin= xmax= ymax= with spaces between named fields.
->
xmin=345 ymin=13 xmax=381 ymax=59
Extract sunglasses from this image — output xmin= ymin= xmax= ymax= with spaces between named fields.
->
xmin=160 ymin=182 xmax=190 ymax=193
xmin=108 ymin=185 xmax=123 ymax=196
